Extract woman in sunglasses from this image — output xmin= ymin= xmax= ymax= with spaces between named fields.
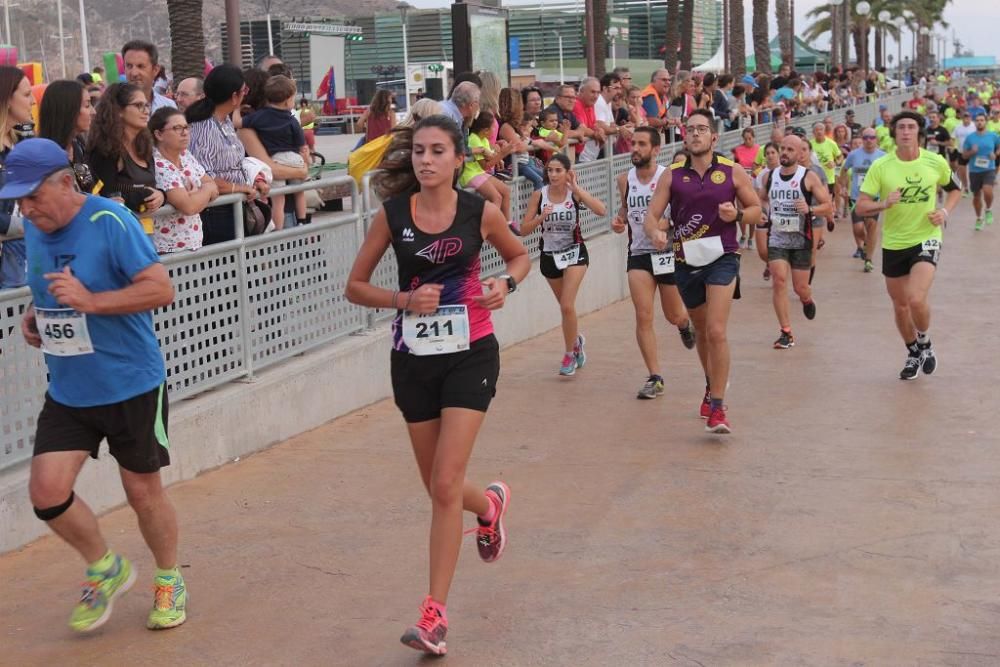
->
xmin=87 ymin=83 xmax=165 ymax=233
xmin=149 ymin=107 xmax=219 ymax=254
xmin=38 ymin=79 xmax=97 ymax=193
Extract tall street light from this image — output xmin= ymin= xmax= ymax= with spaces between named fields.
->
xmin=607 ymin=26 xmax=618 ymax=70
xmin=856 ymin=1 xmax=871 ymax=71
xmin=877 ymin=9 xmax=891 ymax=70
xmin=398 ymin=3 xmax=411 ymax=111
xmin=894 ymin=17 xmax=905 ymax=79
xmin=78 ymin=0 xmax=90 ymax=72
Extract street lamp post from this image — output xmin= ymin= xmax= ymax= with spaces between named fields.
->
xmin=552 ymin=30 xmax=564 ymax=85
xmin=856 ymin=1 xmax=870 ymax=71
xmin=78 ymin=0 xmax=90 ymax=72
xmin=878 ymin=9 xmax=891 ymax=70
xmin=894 ymin=16 xmax=905 ymax=80
xmin=398 ymin=3 xmax=411 ymax=111
xmin=607 ymin=26 xmax=618 ymax=70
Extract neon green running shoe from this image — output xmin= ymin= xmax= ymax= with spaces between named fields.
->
xmin=69 ymin=554 xmax=136 ymax=632
xmin=986 ymin=211 xmax=994 ymax=226
xmin=976 ymin=218 xmax=984 ymax=231
xmin=147 ymin=569 xmax=187 ymax=629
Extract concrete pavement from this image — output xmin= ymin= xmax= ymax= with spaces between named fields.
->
xmin=2 ymin=197 xmax=999 ymax=666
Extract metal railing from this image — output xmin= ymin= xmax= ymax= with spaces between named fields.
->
xmin=0 ymin=85 xmax=935 ymax=471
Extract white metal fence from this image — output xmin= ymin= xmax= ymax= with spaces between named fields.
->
xmin=0 ymin=85 xmax=928 ymax=471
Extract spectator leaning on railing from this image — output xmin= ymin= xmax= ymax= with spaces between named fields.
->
xmin=38 ymin=79 xmax=96 ymax=193
xmin=150 ymin=107 xmax=219 ymax=253
xmin=0 ymin=65 xmax=31 ymax=289
xmin=186 ymin=64 xmax=271 ymax=245
xmin=87 ymin=83 xmax=164 ymax=235
xmin=241 ymin=75 xmax=308 ymax=230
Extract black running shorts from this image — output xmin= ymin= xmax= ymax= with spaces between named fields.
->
xmin=882 ymin=240 xmax=941 ymax=278
xmin=627 ymin=253 xmax=677 ymax=285
xmin=849 ymin=198 xmax=875 ymax=224
xmin=34 ymin=383 xmax=170 ymax=474
xmin=391 ymin=334 xmax=500 ymax=423
xmin=539 ymin=242 xmax=589 ymax=280
xmin=969 ymin=170 xmax=996 ymax=194
xmin=767 ymin=246 xmax=813 ymax=271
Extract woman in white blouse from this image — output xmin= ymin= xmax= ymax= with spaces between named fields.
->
xmin=150 ymin=107 xmax=219 ymax=253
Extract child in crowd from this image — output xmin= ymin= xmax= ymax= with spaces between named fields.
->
xmin=241 ymin=75 xmax=308 ymax=229
xmin=533 ymin=109 xmax=568 ymax=164
xmin=514 ymin=118 xmax=544 ymax=190
xmin=459 ymin=111 xmax=511 ymax=221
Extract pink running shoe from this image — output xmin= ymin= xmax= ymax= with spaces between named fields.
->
xmin=475 ymin=481 xmax=510 ymax=563
xmin=400 ymin=596 xmax=448 ymax=655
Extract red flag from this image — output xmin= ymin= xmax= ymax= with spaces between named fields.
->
xmin=315 ymin=66 xmax=336 ymax=113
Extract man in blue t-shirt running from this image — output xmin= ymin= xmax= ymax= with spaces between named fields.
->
xmin=841 ymin=129 xmax=887 ymax=272
xmin=961 ymin=113 xmax=1000 ymax=230
xmin=3 ymin=139 xmax=186 ymax=634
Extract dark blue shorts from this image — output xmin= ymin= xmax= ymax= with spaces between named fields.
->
xmin=674 ymin=253 xmax=741 ymax=309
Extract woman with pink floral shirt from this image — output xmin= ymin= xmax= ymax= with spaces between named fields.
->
xmin=149 ymin=107 xmax=219 ymax=253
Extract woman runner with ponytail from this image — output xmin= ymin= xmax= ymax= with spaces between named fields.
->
xmin=345 ymin=115 xmax=530 ymax=656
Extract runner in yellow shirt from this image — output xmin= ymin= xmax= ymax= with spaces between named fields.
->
xmin=854 ymin=111 xmax=962 ymax=381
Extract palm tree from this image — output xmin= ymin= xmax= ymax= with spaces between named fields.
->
xmin=664 ymin=0 xmax=681 ymax=71
xmin=728 ymin=0 xmax=747 ymax=76
xmin=775 ymin=0 xmax=792 ymax=68
xmin=752 ymin=0 xmax=772 ymax=74
xmin=167 ymin=0 xmax=205 ymax=81
xmin=679 ymin=0 xmax=694 ymax=70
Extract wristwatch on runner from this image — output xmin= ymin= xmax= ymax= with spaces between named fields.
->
xmin=499 ymin=274 xmax=517 ymax=294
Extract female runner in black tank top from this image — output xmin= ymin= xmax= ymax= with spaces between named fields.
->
xmin=520 ymin=153 xmax=606 ymax=376
xmin=346 ymin=115 xmax=529 ymax=656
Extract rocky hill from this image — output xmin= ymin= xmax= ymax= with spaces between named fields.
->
xmin=9 ymin=0 xmax=399 ymax=79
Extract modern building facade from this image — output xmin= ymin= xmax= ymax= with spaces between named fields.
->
xmin=226 ymin=2 xmax=724 ymax=102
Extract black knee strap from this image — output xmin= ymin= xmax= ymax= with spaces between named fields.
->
xmin=34 ymin=492 xmax=75 ymax=521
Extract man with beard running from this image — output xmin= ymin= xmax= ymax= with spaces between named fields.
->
xmin=643 ymin=109 xmax=762 ymax=433
xmin=758 ymin=135 xmax=832 ymax=349
xmin=855 ymin=111 xmax=962 ymax=380
xmin=612 ymin=127 xmax=696 ymax=399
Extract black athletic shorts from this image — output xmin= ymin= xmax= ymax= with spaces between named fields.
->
xmin=627 ymin=252 xmax=677 ymax=285
xmin=539 ymin=242 xmax=589 ymax=279
xmin=849 ymin=198 xmax=876 ymax=224
xmin=391 ymin=334 xmax=500 ymax=423
xmin=34 ymin=383 xmax=170 ymax=474
xmin=949 ymin=149 xmax=969 ymax=166
xmin=969 ymin=170 xmax=996 ymax=194
xmin=674 ymin=253 xmax=741 ymax=309
xmin=882 ymin=240 xmax=941 ymax=278
xmin=768 ymin=245 xmax=813 ymax=271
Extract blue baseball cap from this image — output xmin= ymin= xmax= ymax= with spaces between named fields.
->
xmin=740 ymin=74 xmax=758 ymax=89
xmin=0 ymin=138 xmax=72 ymax=200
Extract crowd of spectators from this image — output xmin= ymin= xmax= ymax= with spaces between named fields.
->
xmin=0 ymin=41 xmax=323 ymax=289
xmin=0 ymin=41 xmax=979 ymax=291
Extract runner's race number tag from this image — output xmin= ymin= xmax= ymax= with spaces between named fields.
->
xmin=651 ymin=252 xmax=675 ymax=275
xmin=773 ymin=213 xmax=800 ymax=233
xmin=552 ymin=244 xmax=581 ymax=270
xmin=35 ymin=308 xmax=95 ymax=357
xmin=402 ymin=305 xmax=470 ymax=356
xmin=974 ymin=156 xmax=991 ymax=169
xmin=681 ymin=235 xmax=725 ymax=267
xmin=921 ymin=238 xmax=942 ymax=258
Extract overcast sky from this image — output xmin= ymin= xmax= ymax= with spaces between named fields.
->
xmin=401 ymin=0 xmax=990 ymax=61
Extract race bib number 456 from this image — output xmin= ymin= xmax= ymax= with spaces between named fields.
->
xmin=35 ymin=308 xmax=95 ymax=357
xmin=402 ymin=305 xmax=470 ymax=356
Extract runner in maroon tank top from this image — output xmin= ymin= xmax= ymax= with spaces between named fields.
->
xmin=643 ymin=108 xmax=762 ymax=434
